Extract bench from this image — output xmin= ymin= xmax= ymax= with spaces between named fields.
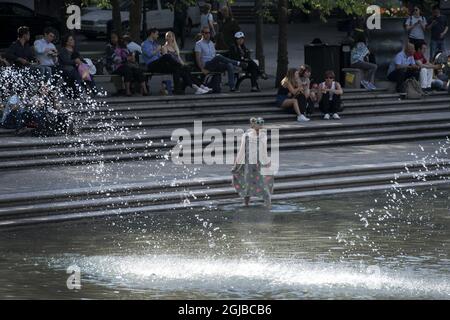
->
xmin=88 ymin=49 xmax=258 ymax=95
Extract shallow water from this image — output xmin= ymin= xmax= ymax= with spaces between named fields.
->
xmin=0 ymin=187 xmax=448 ymax=299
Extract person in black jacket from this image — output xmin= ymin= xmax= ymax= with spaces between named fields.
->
xmin=228 ymin=31 xmax=260 ymax=92
xmin=5 ymin=26 xmax=35 ymax=68
xmin=58 ymin=34 xmax=97 ymax=96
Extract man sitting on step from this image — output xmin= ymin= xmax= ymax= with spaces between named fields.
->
xmin=387 ymin=43 xmax=420 ymax=93
xmin=195 ymin=26 xmax=247 ymax=92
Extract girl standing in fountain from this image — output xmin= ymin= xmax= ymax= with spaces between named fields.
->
xmin=232 ymin=117 xmax=274 ymax=208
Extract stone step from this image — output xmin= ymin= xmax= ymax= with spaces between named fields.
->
xmin=0 ymin=129 xmax=449 ymax=170
xmin=0 ymin=160 xmax=446 ymax=205
xmin=98 ymin=88 xmax=388 ymax=105
xmin=82 ymin=102 xmax=450 ymax=130
xmin=84 ymin=99 xmax=450 ymax=123
xmin=1 ymin=122 xmax=450 ymax=160
xmin=80 ymin=94 xmax=450 ymax=115
xmin=0 ymin=163 xmax=447 ymax=225
xmin=2 ymin=111 xmax=450 ymax=150
xmin=2 ymin=179 xmax=447 ymax=228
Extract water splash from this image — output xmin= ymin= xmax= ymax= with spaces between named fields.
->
xmin=48 ymin=254 xmax=450 ymax=299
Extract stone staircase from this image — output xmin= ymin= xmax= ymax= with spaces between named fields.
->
xmin=0 ymin=89 xmax=450 ymax=171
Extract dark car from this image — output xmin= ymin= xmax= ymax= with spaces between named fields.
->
xmin=0 ymin=2 xmax=61 ymax=48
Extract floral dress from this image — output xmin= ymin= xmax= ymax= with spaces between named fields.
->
xmin=232 ymin=129 xmax=274 ymax=203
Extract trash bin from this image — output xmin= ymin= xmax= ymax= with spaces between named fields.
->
xmin=304 ymin=44 xmax=341 ymax=84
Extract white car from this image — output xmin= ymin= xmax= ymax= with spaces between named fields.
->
xmin=81 ymin=0 xmax=201 ymax=39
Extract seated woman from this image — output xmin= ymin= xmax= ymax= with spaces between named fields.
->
xmin=58 ymin=34 xmax=97 ymax=96
xmin=350 ymin=32 xmax=377 ymax=90
xmin=297 ymin=64 xmax=317 ymax=116
xmin=276 ymin=68 xmax=310 ymax=122
xmin=229 ymin=31 xmax=261 ymax=92
xmin=161 ymin=31 xmax=210 ymax=94
xmin=317 ymin=70 xmax=343 ymax=120
xmin=414 ymin=42 xmax=441 ymax=91
xmin=105 ymin=32 xmax=148 ymax=97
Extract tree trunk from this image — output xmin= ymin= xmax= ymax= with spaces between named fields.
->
xmin=275 ymin=0 xmax=289 ymax=87
xmin=111 ymin=0 xmax=122 ymax=36
xmin=129 ymin=0 xmax=142 ymax=41
xmin=255 ymin=0 xmax=265 ymax=74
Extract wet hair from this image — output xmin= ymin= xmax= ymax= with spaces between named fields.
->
xmin=299 ymin=64 xmax=311 ymax=77
xmin=17 ymin=26 xmax=30 ymax=38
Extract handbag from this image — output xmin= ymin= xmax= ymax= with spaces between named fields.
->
xmin=404 ymin=78 xmax=424 ymax=99
xmin=78 ymin=63 xmax=91 ymax=81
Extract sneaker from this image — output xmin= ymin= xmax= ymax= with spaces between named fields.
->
xmin=367 ymin=82 xmax=377 ymax=90
xmin=195 ymin=87 xmax=208 ymax=95
xmin=332 ymin=113 xmax=341 ymax=120
xmin=323 ymin=113 xmax=331 ymax=120
xmin=361 ymin=80 xmax=370 ymax=90
xmin=200 ymin=85 xmax=212 ymax=92
xmin=297 ymin=114 xmax=310 ymax=122
xmin=251 ymin=86 xmax=260 ymax=92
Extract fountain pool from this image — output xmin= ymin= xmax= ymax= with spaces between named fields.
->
xmin=0 ymin=186 xmax=448 ymax=299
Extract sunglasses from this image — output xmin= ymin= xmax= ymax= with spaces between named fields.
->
xmin=203 ymin=31 xmax=210 ymax=34
xmin=326 ymin=77 xmax=335 ymax=79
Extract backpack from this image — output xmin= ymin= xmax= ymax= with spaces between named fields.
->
xmin=204 ymin=73 xmax=222 ymax=93
xmin=404 ymin=78 xmax=424 ymax=99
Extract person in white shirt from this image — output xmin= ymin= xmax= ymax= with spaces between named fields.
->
xmin=317 ymin=70 xmax=344 ymax=120
xmin=33 ymin=27 xmax=58 ymax=78
xmin=123 ymin=34 xmax=143 ymax=64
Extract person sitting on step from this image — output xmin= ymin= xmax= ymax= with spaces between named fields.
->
xmin=414 ymin=42 xmax=441 ymax=92
xmin=296 ymin=64 xmax=317 ymax=117
xmin=350 ymin=31 xmax=377 ymax=90
xmin=105 ymin=32 xmax=148 ymax=97
xmin=387 ymin=42 xmax=421 ymax=93
xmin=317 ymin=70 xmax=343 ymax=120
xmin=161 ymin=31 xmax=211 ymax=94
xmin=276 ymin=68 xmax=310 ymax=122
xmin=195 ymin=26 xmax=246 ymax=92
xmin=228 ymin=31 xmax=261 ymax=92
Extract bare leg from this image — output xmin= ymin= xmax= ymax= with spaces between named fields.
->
xmin=280 ymin=99 xmax=301 ymax=116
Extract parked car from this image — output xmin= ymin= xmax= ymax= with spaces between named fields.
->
xmin=0 ymin=2 xmax=60 ymax=48
xmin=81 ymin=0 xmax=201 ymax=40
